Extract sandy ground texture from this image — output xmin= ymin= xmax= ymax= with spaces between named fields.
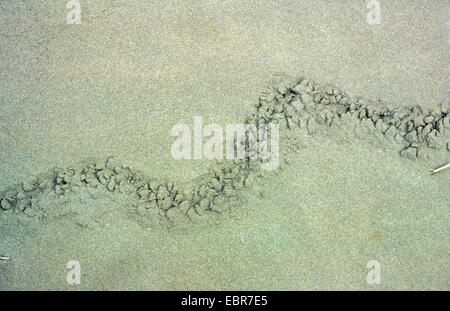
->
xmin=0 ymin=0 xmax=449 ymax=290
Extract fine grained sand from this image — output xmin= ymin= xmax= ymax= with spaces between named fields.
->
xmin=0 ymin=0 xmax=449 ymax=290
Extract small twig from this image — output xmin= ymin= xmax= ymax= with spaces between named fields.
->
xmin=430 ymin=163 xmax=450 ymax=175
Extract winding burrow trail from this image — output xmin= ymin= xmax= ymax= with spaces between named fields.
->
xmin=1 ymin=75 xmax=448 ymax=227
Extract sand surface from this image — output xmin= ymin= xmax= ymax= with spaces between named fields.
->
xmin=0 ymin=0 xmax=449 ymax=290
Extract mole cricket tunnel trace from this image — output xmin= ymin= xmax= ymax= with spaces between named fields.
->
xmin=0 ymin=74 xmax=448 ymax=226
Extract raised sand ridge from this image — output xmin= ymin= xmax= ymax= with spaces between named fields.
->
xmin=1 ymin=75 xmax=448 ymax=227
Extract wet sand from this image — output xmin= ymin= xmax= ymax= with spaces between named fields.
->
xmin=0 ymin=0 xmax=449 ymax=290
